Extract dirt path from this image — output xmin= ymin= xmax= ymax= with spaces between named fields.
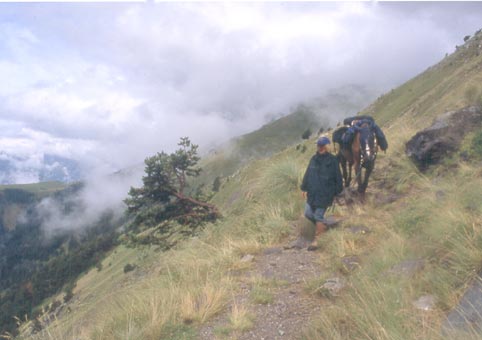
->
xmin=199 ymin=244 xmax=327 ymax=340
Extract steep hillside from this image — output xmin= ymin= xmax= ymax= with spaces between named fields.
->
xmin=12 ymin=30 xmax=482 ymax=340
xmin=366 ymin=30 xmax=482 ymax=127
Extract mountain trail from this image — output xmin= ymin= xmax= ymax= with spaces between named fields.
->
xmin=199 ymin=240 xmax=329 ymax=340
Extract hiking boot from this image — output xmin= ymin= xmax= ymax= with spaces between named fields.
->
xmin=307 ymin=239 xmax=319 ymax=251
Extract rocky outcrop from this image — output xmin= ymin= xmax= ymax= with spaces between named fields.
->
xmin=406 ymin=106 xmax=482 ymax=171
xmin=443 ymin=274 xmax=482 ymax=336
xmin=388 ymin=259 xmax=425 ymax=277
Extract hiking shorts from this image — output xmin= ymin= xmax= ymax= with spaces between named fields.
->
xmin=304 ymin=203 xmax=326 ymax=223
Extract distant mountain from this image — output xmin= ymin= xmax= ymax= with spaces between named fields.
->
xmin=0 ymin=152 xmax=82 ymax=184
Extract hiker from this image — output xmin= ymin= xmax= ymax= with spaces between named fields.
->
xmin=300 ymin=136 xmax=343 ymax=250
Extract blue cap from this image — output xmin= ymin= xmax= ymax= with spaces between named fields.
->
xmin=316 ymin=136 xmax=331 ymax=146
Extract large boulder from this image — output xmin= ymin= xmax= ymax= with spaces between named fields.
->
xmin=406 ymin=106 xmax=482 ymax=171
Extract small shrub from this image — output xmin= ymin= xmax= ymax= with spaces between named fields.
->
xmin=123 ymin=263 xmax=137 ymax=274
xmin=250 ymin=286 xmax=273 ymax=305
xmin=212 ymin=176 xmax=222 ymax=192
xmin=63 ymin=282 xmax=75 ymax=303
xmin=464 ymin=35 xmax=471 ymax=42
xmin=302 ymin=128 xmax=312 ymax=140
xmin=228 ymin=303 xmax=254 ymax=332
xmin=471 ymin=130 xmax=482 ymax=158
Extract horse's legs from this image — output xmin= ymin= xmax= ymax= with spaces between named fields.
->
xmin=355 ymin=159 xmax=363 ymax=193
xmin=361 ymin=161 xmax=374 ymax=193
xmin=340 ymin=156 xmax=349 ymax=187
xmin=347 ymin=162 xmax=352 ymax=187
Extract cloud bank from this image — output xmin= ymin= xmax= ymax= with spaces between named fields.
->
xmin=1 ymin=2 xmax=482 ymax=177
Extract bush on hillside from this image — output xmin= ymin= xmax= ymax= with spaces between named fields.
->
xmin=123 ymin=263 xmax=137 ymax=274
xmin=301 ymin=128 xmax=312 ymax=140
xmin=212 ymin=176 xmax=221 ymax=192
xmin=471 ymin=130 xmax=482 ymax=158
xmin=63 ymin=282 xmax=75 ymax=303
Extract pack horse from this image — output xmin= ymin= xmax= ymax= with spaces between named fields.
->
xmin=333 ymin=116 xmax=387 ymax=194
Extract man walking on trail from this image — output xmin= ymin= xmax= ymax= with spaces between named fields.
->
xmin=300 ymin=136 xmax=343 ymax=250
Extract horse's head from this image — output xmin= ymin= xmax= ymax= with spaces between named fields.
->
xmin=358 ymin=123 xmax=378 ymax=164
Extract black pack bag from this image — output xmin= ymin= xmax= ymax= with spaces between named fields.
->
xmin=332 ymin=126 xmax=348 ymax=144
xmin=343 ymin=115 xmax=375 ymax=126
xmin=374 ymin=125 xmax=388 ymax=151
xmin=342 ymin=127 xmax=355 ymax=145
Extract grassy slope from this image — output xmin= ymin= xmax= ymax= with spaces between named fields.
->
xmin=0 ymin=182 xmax=67 ymax=198
xmin=18 ymin=32 xmax=482 ymax=340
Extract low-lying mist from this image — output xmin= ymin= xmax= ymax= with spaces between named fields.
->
xmin=36 ymin=167 xmax=143 ymax=237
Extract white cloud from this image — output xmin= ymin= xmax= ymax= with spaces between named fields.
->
xmin=0 ymin=2 xmax=481 ymax=177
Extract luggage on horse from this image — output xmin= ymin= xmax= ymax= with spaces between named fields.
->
xmin=342 ymin=115 xmax=388 ymax=151
xmin=373 ymin=124 xmax=388 ymax=151
xmin=332 ymin=126 xmax=348 ymax=145
xmin=332 ymin=126 xmax=355 ymax=150
xmin=343 ymin=115 xmax=375 ymax=126
xmin=343 ymin=127 xmax=356 ymax=146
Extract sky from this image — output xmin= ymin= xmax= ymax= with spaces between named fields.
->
xmin=1 ymin=2 xmax=482 ymax=180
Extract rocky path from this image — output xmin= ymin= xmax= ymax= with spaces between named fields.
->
xmin=199 ymin=244 xmax=328 ymax=340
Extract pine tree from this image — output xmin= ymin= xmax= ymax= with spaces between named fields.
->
xmin=124 ymin=137 xmax=219 ymax=247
